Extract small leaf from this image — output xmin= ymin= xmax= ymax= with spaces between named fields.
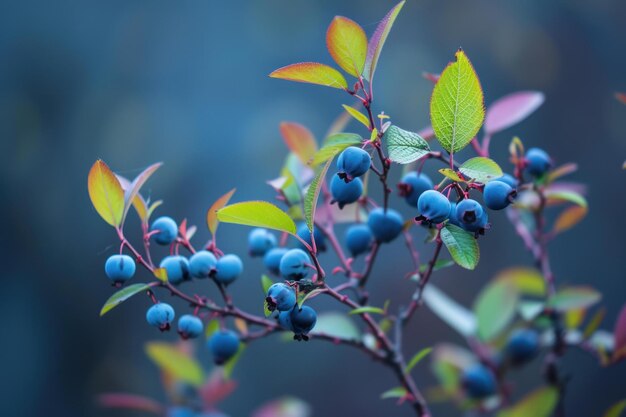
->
xmin=205 ymin=319 xmax=220 ymax=339
xmin=616 ymin=93 xmax=626 ymax=105
xmin=364 ymin=1 xmax=406 ymax=82
xmin=270 ymin=62 xmax=348 ymax=89
xmin=264 ymin=299 xmax=272 ymax=317
xmin=261 ymin=274 xmax=274 ymax=294
xmin=459 ymin=157 xmax=503 ymax=183
xmin=121 ymin=162 xmax=162 ymax=226
xmin=280 ymin=122 xmax=318 ymax=165
xmin=422 ymin=284 xmax=477 ymax=337
xmin=385 ymin=125 xmax=431 ymax=164
xmin=342 ymin=104 xmax=370 ymax=128
xmin=153 ymin=268 xmax=168 ymax=283
xmin=313 ymin=312 xmax=360 ymax=340
xmin=147 ymin=200 xmax=163 ymax=220
xmin=474 ymin=280 xmax=519 ymax=341
xmin=326 ymin=16 xmax=368 ymax=77
xmin=207 ymin=189 xmax=236 ymax=237
xmin=217 ymin=201 xmax=297 ymax=235
xmin=548 ymin=287 xmax=601 ymax=312
xmin=497 ymin=386 xmax=558 ymax=417
xmin=418 ymin=259 xmax=455 ymax=274
xmin=547 ymin=163 xmax=578 ymax=183
xmin=552 ymin=206 xmax=587 ymax=234
xmin=604 ymin=399 xmax=626 ymax=417
xmin=380 ymin=386 xmax=407 ymax=400
xmin=88 ymin=160 xmax=125 ymax=227
xmin=297 ymin=288 xmax=325 ymax=308
xmin=485 ymin=91 xmax=545 ymax=135
xmin=100 ymin=283 xmax=153 ymax=316
xmin=145 ymin=342 xmax=205 ymax=386
xmin=223 ymin=343 xmax=245 ymax=379
xmin=582 ymin=307 xmax=605 ymax=339
xmin=98 ymin=393 xmax=163 ymax=414
xmin=116 ymin=174 xmax=149 ymax=223
xmin=349 ymin=306 xmax=385 ymax=315
xmin=439 ymin=168 xmax=465 ymax=182
xmin=430 ymin=49 xmax=485 ymax=153
xmin=544 ymin=189 xmax=588 ymax=208
xmin=405 ymin=347 xmax=433 ymax=374
xmin=304 ymin=157 xmax=334 ymax=237
xmin=440 ymin=224 xmax=480 ymax=270
xmin=311 ymin=133 xmax=362 ymax=166
xmin=234 ymin=318 xmax=248 ymax=335
xmin=495 ymin=267 xmax=545 ymax=296
xmin=518 ymin=301 xmax=545 ymax=321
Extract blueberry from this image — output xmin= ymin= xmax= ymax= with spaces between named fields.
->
xmin=279 ymin=249 xmax=310 ymax=281
xmin=455 ymin=199 xmax=488 ymax=234
xmin=263 ymin=247 xmax=289 ymax=275
xmin=330 ymin=175 xmax=363 ymax=209
xmin=150 ymin=216 xmax=178 ymax=245
xmin=417 ymin=190 xmax=451 ymax=224
xmin=447 ymin=202 xmax=462 ymax=228
xmin=146 ymin=303 xmax=175 ymax=331
xmin=483 ymin=180 xmax=516 ymax=210
xmin=167 ymin=407 xmax=196 ymax=417
xmin=337 ymin=147 xmax=371 ymax=180
xmin=505 ymin=328 xmax=540 ymax=365
xmin=189 ymin=250 xmax=218 ymax=279
xmin=367 ymin=207 xmax=404 ymax=243
xmin=296 ymin=223 xmax=327 ymax=252
xmin=277 ymin=310 xmax=293 ymax=330
xmin=496 ymin=173 xmax=518 ymax=189
xmin=214 ymin=254 xmax=243 ymax=285
xmin=525 ymin=147 xmax=552 ymax=177
xmin=159 ymin=256 xmax=190 ymax=284
xmin=208 ymin=329 xmax=240 ymax=365
xmin=248 ymin=228 xmax=277 ymax=257
xmin=290 ymin=305 xmax=317 ymax=340
xmin=198 ymin=413 xmax=229 ymax=417
xmin=266 ymin=283 xmax=297 ymax=312
xmin=104 ymin=254 xmax=136 ymax=283
xmin=177 ymin=314 xmax=204 ymax=339
xmin=461 ymin=363 xmax=497 ymax=399
xmin=345 ymin=224 xmax=374 ymax=256
xmin=398 ymin=172 xmax=433 ymax=207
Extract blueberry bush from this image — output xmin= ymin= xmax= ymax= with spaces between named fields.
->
xmin=90 ymin=2 xmax=626 ymax=416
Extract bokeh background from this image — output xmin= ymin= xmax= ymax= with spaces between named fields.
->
xmin=2 ymin=0 xmax=625 ymax=416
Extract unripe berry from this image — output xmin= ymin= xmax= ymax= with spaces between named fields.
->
xmin=367 ymin=207 xmax=404 ymax=243
xmin=337 ymin=147 xmax=371 ymax=180
xmin=417 ymin=190 xmax=451 ymax=224
xmin=150 ymin=216 xmax=178 ymax=245
xmin=461 ymin=363 xmax=497 ymax=399
xmin=290 ymin=305 xmax=317 ymax=340
xmin=398 ymin=172 xmax=433 ymax=207
xmin=330 ymin=175 xmax=363 ymax=209
xmin=505 ymin=328 xmax=540 ymax=365
xmin=483 ymin=180 xmax=516 ymax=210
xmin=189 ymin=250 xmax=218 ymax=279
xmin=345 ymin=224 xmax=374 ymax=256
xmin=160 ymin=256 xmax=190 ymax=284
xmin=279 ymin=249 xmax=310 ymax=281
xmin=208 ymin=329 xmax=240 ymax=365
xmin=104 ymin=254 xmax=136 ymax=283
xmin=296 ymin=223 xmax=327 ymax=252
xmin=248 ymin=228 xmax=277 ymax=257
xmin=146 ymin=303 xmax=175 ymax=330
xmin=266 ymin=282 xmax=297 ymax=312
xmin=214 ymin=254 xmax=243 ymax=285
xmin=177 ymin=314 xmax=203 ymax=339
xmin=263 ymin=247 xmax=289 ymax=275
xmin=525 ymin=147 xmax=552 ymax=177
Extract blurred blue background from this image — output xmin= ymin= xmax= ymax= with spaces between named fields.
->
xmin=1 ymin=0 xmax=625 ymax=416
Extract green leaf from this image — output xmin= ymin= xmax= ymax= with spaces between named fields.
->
xmin=326 ymin=16 xmax=368 ymax=77
xmin=342 ymin=104 xmax=370 ymax=128
xmin=582 ymin=308 xmax=606 ymax=340
xmin=264 ymin=300 xmax=272 ymax=317
xmin=422 ymin=285 xmax=477 ymax=337
xmin=418 ymin=259 xmax=456 ymax=274
xmin=297 ymin=288 xmax=325 ymax=308
xmin=440 ymin=224 xmax=480 ymax=270
xmin=304 ymin=157 xmax=333 ymax=238
xmin=145 ymin=342 xmax=204 ymax=386
xmin=497 ymin=386 xmax=558 ymax=417
xmin=380 ymin=386 xmax=407 ymax=400
xmin=313 ymin=312 xmax=360 ymax=340
xmin=349 ymin=306 xmax=385 ymax=316
xmin=205 ymin=319 xmax=220 ymax=339
xmin=495 ymin=267 xmax=546 ymax=297
xmin=311 ymin=133 xmax=362 ymax=166
xmin=88 ymin=160 xmax=125 ymax=227
xmin=100 ymin=283 xmax=153 ymax=316
xmin=405 ymin=347 xmax=433 ymax=374
xmin=439 ymin=168 xmax=465 ymax=182
xmin=604 ymin=399 xmax=626 ymax=417
xmin=545 ymin=190 xmax=588 ymax=208
xmin=217 ymin=201 xmax=297 ymax=235
xmin=121 ymin=162 xmax=162 ymax=226
xmin=430 ymin=49 xmax=485 ymax=153
xmin=270 ymin=62 xmax=348 ymax=89
xmin=474 ymin=280 xmax=519 ymax=340
xmin=223 ymin=343 xmax=245 ymax=379
xmin=548 ymin=287 xmax=601 ymax=312
xmin=364 ymin=1 xmax=406 ymax=82
xmin=459 ymin=157 xmax=503 ymax=183
xmin=261 ymin=274 xmax=274 ymax=294
xmin=385 ymin=125 xmax=431 ymax=164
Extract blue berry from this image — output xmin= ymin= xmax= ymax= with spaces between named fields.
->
xmin=455 ymin=199 xmax=488 ymax=234
xmin=146 ymin=303 xmax=175 ymax=330
xmin=337 ymin=147 xmax=371 ymax=180
xmin=330 ymin=175 xmax=363 ymax=209
xmin=159 ymin=256 xmax=190 ymax=284
xmin=214 ymin=254 xmax=243 ymax=285
xmin=398 ymin=172 xmax=433 ymax=207
xmin=198 ymin=413 xmax=229 ymax=417
xmin=496 ymin=173 xmax=518 ymax=189
xmin=248 ymin=228 xmax=277 ymax=257
xmin=104 ymin=254 xmax=136 ymax=283
xmin=263 ymin=247 xmax=289 ymax=275
xmin=296 ymin=223 xmax=327 ymax=252
xmin=461 ymin=363 xmax=497 ymax=399
xmin=208 ymin=329 xmax=240 ymax=365
xmin=345 ymin=224 xmax=374 ymax=256
xmin=189 ymin=250 xmax=218 ymax=279
xmin=447 ymin=202 xmax=462 ymax=228
xmin=367 ymin=207 xmax=404 ymax=243
xmin=505 ymin=328 xmax=540 ymax=365
xmin=417 ymin=190 xmax=451 ymax=224
xmin=277 ymin=310 xmax=293 ymax=330
xmin=167 ymin=407 xmax=196 ymax=417
xmin=525 ymin=147 xmax=552 ymax=177
xmin=266 ymin=283 xmax=297 ymax=312
xmin=177 ymin=314 xmax=203 ymax=339
xmin=279 ymin=249 xmax=310 ymax=281
xmin=290 ymin=305 xmax=317 ymax=341
xmin=483 ymin=180 xmax=516 ymax=210
xmin=150 ymin=216 xmax=178 ymax=245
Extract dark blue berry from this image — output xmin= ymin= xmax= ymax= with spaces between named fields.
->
xmin=290 ymin=305 xmax=317 ymax=340
xmin=248 ymin=228 xmax=277 ymax=257
xmin=461 ymin=363 xmax=497 ymax=399
xmin=331 ymin=175 xmax=363 ymax=209
xmin=447 ymin=202 xmax=462 ymax=228
xmin=296 ymin=223 xmax=327 ymax=252
xmin=159 ymin=256 xmax=190 ymax=284
xmin=177 ymin=314 xmax=203 ymax=339
xmin=483 ymin=180 xmax=516 ymax=210
xmin=417 ymin=190 xmax=451 ymax=224
xmin=263 ymin=247 xmax=288 ymax=275
xmin=345 ymin=224 xmax=374 ymax=256
xmin=150 ymin=216 xmax=178 ymax=245
xmin=398 ymin=172 xmax=433 ymax=207
xmin=455 ymin=199 xmax=487 ymax=234
xmin=279 ymin=249 xmax=310 ymax=281
xmin=525 ymin=147 xmax=552 ymax=177
xmin=189 ymin=250 xmax=217 ymax=278
xmin=146 ymin=303 xmax=175 ymax=330
xmin=104 ymin=254 xmax=136 ymax=283
xmin=214 ymin=254 xmax=243 ymax=285
xmin=337 ymin=147 xmax=371 ymax=180
xmin=505 ymin=328 xmax=540 ymax=365
xmin=496 ymin=173 xmax=518 ymax=189
xmin=266 ymin=283 xmax=297 ymax=312
xmin=208 ymin=329 xmax=240 ymax=365
xmin=277 ymin=310 xmax=293 ymax=330
xmin=367 ymin=207 xmax=404 ymax=243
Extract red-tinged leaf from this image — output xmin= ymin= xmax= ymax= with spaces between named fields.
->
xmin=207 ymin=188 xmax=236 ymax=237
xmin=121 ymin=162 xmax=162 ymax=226
xmin=252 ymin=397 xmax=312 ymax=417
xmin=88 ymin=160 xmax=125 ymax=227
xmin=485 ymin=91 xmax=545 ymax=135
xmin=280 ymin=122 xmax=318 ymax=165
xmin=179 ymin=218 xmax=188 ymax=238
xmin=497 ymin=386 xmax=558 ymax=417
xmin=418 ymin=126 xmax=435 ymax=141
xmin=270 ymin=62 xmax=348 ymax=89
xmin=616 ymin=92 xmax=626 ymax=105
xmin=200 ymin=370 xmax=237 ymax=407
xmin=553 ymin=206 xmax=587 ymax=234
xmin=98 ymin=393 xmax=163 ymax=414
xmin=364 ymin=1 xmax=406 ymax=82
xmin=613 ymin=304 xmax=626 ymax=360
xmin=422 ymin=72 xmax=440 ymax=83
xmin=326 ymin=16 xmax=368 ymax=77
xmin=582 ymin=307 xmax=606 ymax=339
xmin=116 ymin=174 xmax=148 ymax=223
xmin=547 ymin=163 xmax=578 ymax=183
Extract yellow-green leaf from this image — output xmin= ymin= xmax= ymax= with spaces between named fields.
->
xmin=349 ymin=306 xmax=385 ymax=315
xmin=364 ymin=1 xmax=406 ymax=82
xmin=497 ymin=386 xmax=558 ymax=417
xmin=380 ymin=386 xmax=407 ymax=400
xmin=342 ymin=104 xmax=370 ymax=128
xmin=326 ymin=16 xmax=368 ymax=77
xmin=405 ymin=347 xmax=432 ymax=374
xmin=544 ymin=189 xmax=588 ymax=208
xmin=100 ymin=283 xmax=153 ymax=316
xmin=548 ymin=287 xmax=601 ymax=312
xmin=311 ymin=133 xmax=362 ymax=166
xmin=280 ymin=122 xmax=318 ymax=165
xmin=474 ymin=280 xmax=519 ymax=340
xmin=439 ymin=168 xmax=465 ymax=182
xmin=88 ymin=160 xmax=125 ymax=227
xmin=270 ymin=62 xmax=348 ymax=89
xmin=604 ymin=399 xmax=626 ymax=417
xmin=206 ymin=188 xmax=236 ymax=236
xmin=304 ymin=157 xmax=334 ymax=238
xmin=385 ymin=125 xmax=431 ymax=164
xmin=261 ymin=274 xmax=274 ymax=294
xmin=217 ymin=201 xmax=297 ymax=235
xmin=440 ymin=224 xmax=480 ymax=270
xmin=145 ymin=342 xmax=204 ymax=386
xmin=459 ymin=157 xmax=503 ymax=183
xmin=223 ymin=343 xmax=246 ymax=379
xmin=153 ymin=268 xmax=168 ymax=283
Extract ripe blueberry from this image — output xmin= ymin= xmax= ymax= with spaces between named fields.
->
xmin=447 ymin=202 xmax=462 ymax=228
xmin=263 ymin=247 xmax=288 ymax=275
xmin=455 ymin=199 xmax=488 ymax=234
xmin=160 ymin=256 xmax=190 ymax=284
xmin=146 ymin=303 xmax=175 ymax=331
xmin=189 ymin=250 xmax=218 ymax=279
xmin=461 ymin=363 xmax=497 ymax=399
xmin=496 ymin=173 xmax=518 ymax=189
xmin=483 ymin=180 xmax=516 ymax=210
xmin=417 ymin=190 xmax=451 ymax=224
xmin=150 ymin=216 xmax=178 ymax=245
xmin=214 ymin=254 xmax=243 ymax=285
xmin=345 ymin=224 xmax=374 ymax=256
xmin=525 ymin=147 xmax=552 ymax=177
xmin=367 ymin=207 xmax=404 ymax=243
xmin=104 ymin=254 xmax=136 ymax=283
xmin=505 ymin=328 xmax=540 ymax=365
xmin=248 ymin=228 xmax=277 ymax=257
xmin=296 ymin=222 xmax=327 ymax=252
xmin=279 ymin=249 xmax=310 ymax=281
xmin=177 ymin=314 xmax=204 ymax=339
xmin=398 ymin=172 xmax=433 ymax=207
xmin=208 ymin=329 xmax=240 ymax=365
xmin=337 ymin=147 xmax=371 ymax=180
xmin=266 ymin=282 xmax=296 ymax=312
xmin=330 ymin=174 xmax=363 ymax=209
xmin=277 ymin=310 xmax=293 ymax=330
xmin=290 ymin=305 xmax=317 ymax=341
